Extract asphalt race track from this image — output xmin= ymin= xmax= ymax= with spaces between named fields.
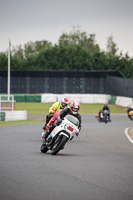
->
xmin=0 ymin=114 xmax=133 ymax=200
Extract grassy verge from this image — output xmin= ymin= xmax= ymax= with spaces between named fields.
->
xmin=0 ymin=102 xmax=127 ymax=126
xmin=15 ymin=102 xmax=50 ymax=115
xmin=15 ymin=102 xmax=127 ymax=115
xmin=80 ymin=103 xmax=126 ymax=114
xmin=0 ymin=118 xmax=44 ymax=126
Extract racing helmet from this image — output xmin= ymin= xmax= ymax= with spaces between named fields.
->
xmin=61 ymin=97 xmax=69 ymax=108
xmin=70 ymin=101 xmax=80 ymax=115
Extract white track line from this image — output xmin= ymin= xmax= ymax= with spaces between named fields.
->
xmin=124 ymin=128 xmax=133 ymax=144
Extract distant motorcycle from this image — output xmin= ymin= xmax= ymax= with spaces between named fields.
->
xmin=103 ymin=110 xmax=110 ymax=123
xmin=128 ymin=110 xmax=133 ymax=121
xmin=96 ymin=110 xmax=111 ymax=124
xmin=40 ymin=114 xmax=80 ymax=155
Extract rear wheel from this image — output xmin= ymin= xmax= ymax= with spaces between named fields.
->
xmin=51 ymin=135 xmax=68 ymax=155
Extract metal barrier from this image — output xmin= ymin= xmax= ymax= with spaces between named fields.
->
xmin=0 ymin=70 xmax=123 ymax=94
xmin=0 ymin=95 xmax=15 ymax=111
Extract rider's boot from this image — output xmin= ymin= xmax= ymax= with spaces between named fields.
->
xmin=43 ymin=130 xmax=50 ymax=140
xmin=42 ymin=124 xmax=47 ymax=130
xmin=42 ymin=124 xmax=49 ymax=139
xmin=43 ymin=123 xmax=56 ymax=140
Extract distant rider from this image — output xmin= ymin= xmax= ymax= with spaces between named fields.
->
xmin=127 ymin=107 xmax=133 ymax=121
xmin=42 ymin=97 xmax=69 ymax=134
xmin=99 ymin=104 xmax=111 ymax=122
xmin=43 ymin=101 xmax=82 ymax=140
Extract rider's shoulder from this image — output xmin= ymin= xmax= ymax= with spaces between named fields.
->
xmin=65 ymin=107 xmax=70 ymax=111
xmin=52 ymin=101 xmax=60 ymax=107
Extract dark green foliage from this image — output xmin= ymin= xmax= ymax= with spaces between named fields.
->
xmin=0 ymin=30 xmax=133 ymax=78
xmin=0 ymin=52 xmax=8 ymax=69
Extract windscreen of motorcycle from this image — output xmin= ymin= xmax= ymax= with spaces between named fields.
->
xmin=64 ymin=114 xmax=79 ymax=127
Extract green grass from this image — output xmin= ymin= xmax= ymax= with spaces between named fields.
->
xmin=0 ymin=102 xmax=127 ymax=126
xmin=15 ymin=102 xmax=127 ymax=115
xmin=0 ymin=118 xmax=44 ymax=126
xmin=15 ymin=102 xmax=51 ymax=115
xmin=80 ymin=103 xmax=127 ymax=114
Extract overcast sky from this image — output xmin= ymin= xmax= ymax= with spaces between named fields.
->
xmin=0 ymin=0 xmax=133 ymax=57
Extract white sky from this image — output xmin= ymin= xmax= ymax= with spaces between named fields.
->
xmin=0 ymin=0 xmax=133 ymax=57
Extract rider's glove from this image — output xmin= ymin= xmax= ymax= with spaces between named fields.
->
xmin=55 ymin=118 xmax=62 ymax=125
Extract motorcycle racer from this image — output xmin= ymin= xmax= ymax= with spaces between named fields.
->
xmin=98 ymin=104 xmax=111 ymax=122
xmin=42 ymin=97 xmax=69 ymax=137
xmin=45 ymin=97 xmax=69 ymax=124
xmin=43 ymin=101 xmax=82 ymax=140
xmin=127 ymin=107 xmax=133 ymax=121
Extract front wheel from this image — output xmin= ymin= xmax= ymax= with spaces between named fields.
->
xmin=40 ymin=142 xmax=48 ymax=153
xmin=105 ymin=119 xmax=108 ymax=124
xmin=51 ymin=135 xmax=68 ymax=155
xmin=104 ymin=115 xmax=108 ymax=123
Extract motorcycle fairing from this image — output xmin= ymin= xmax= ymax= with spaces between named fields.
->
xmin=51 ymin=119 xmax=79 ymax=139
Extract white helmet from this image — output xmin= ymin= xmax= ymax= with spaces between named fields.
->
xmin=61 ymin=97 xmax=69 ymax=108
xmin=70 ymin=101 xmax=80 ymax=115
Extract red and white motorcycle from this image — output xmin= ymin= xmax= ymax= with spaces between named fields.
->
xmin=40 ymin=114 xmax=80 ymax=155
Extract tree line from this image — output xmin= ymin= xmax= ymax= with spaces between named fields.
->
xmin=0 ymin=29 xmax=133 ymax=78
